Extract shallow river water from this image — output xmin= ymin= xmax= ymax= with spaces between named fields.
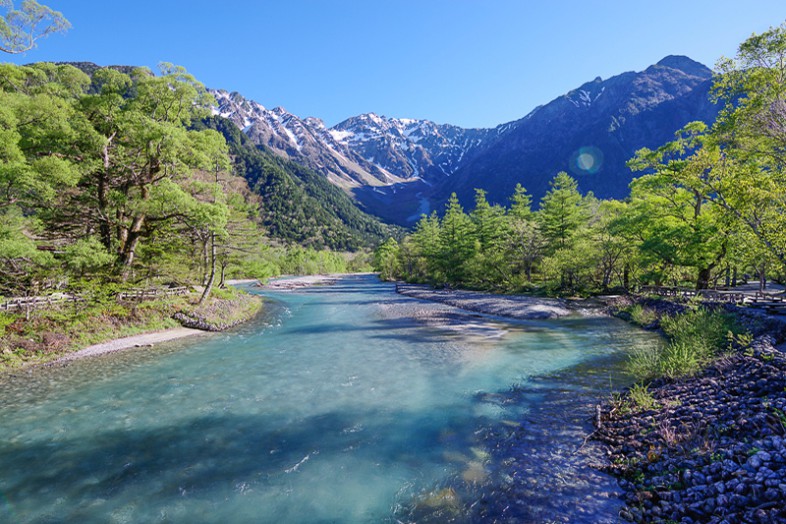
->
xmin=0 ymin=275 xmax=661 ymax=523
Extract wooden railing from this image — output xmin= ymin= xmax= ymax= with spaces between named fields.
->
xmin=0 ymin=286 xmax=191 ymax=312
xmin=638 ymin=286 xmax=747 ymax=304
xmin=746 ymin=291 xmax=786 ymax=312
xmin=117 ymin=286 xmax=190 ymax=301
xmin=0 ymin=294 xmax=84 ymax=312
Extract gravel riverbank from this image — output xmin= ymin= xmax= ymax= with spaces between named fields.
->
xmin=595 ymin=298 xmax=786 ymax=523
xmin=395 ymin=283 xmax=573 ymax=319
xmin=259 ymin=274 xmax=341 ymax=291
xmin=52 ymin=328 xmax=206 ymax=364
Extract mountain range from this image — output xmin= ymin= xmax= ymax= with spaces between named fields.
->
xmin=212 ymin=55 xmax=719 ymax=225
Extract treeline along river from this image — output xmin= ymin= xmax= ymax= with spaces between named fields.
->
xmin=0 ymin=275 xmax=662 ymax=523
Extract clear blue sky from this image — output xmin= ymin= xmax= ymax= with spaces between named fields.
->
xmin=4 ymin=1 xmax=786 ymax=128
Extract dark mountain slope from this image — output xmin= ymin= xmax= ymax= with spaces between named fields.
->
xmin=434 ymin=56 xmax=720 ymax=209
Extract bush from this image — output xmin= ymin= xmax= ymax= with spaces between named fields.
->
xmin=660 ymin=308 xmax=739 ymax=354
xmin=658 ymin=340 xmax=705 ymax=379
xmin=627 ymin=345 xmax=661 ymax=381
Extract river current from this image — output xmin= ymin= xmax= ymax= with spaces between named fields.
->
xmin=0 ymin=275 xmax=661 ymax=523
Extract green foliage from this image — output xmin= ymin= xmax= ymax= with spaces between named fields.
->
xmin=374 ymin=238 xmax=401 ymax=281
xmin=657 ymin=340 xmax=705 ymax=379
xmin=0 ymin=207 xmax=54 ymax=294
xmin=62 ymin=237 xmax=113 ymax=276
xmin=660 ymin=307 xmax=741 ymax=354
xmin=0 ymin=1 xmax=70 ymax=54
xmin=438 ymin=193 xmax=476 ymax=284
xmin=509 ymin=183 xmax=533 ymax=221
xmin=0 ymin=311 xmax=16 ymax=337
xmin=537 ymin=172 xmax=588 ymax=253
xmin=626 ymin=304 xmax=658 ymax=327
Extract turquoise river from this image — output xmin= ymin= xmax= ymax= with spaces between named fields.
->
xmin=0 ymin=275 xmax=662 ymax=523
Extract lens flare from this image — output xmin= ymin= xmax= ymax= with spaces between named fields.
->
xmin=569 ymin=146 xmax=604 ymax=175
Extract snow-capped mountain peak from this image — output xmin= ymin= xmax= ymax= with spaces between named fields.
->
xmin=211 ymin=88 xmax=507 ymax=186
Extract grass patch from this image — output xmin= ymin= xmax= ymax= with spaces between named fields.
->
xmin=628 ymin=307 xmax=747 ymax=381
xmin=628 ymin=382 xmax=660 ymax=411
xmin=173 ymin=290 xmax=263 ymax=331
xmin=617 ymin=303 xmax=659 ymax=327
xmin=629 ymin=305 xmax=659 ymax=327
xmin=0 ymin=288 xmax=263 ymax=371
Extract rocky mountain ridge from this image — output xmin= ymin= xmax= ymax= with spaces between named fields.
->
xmin=214 ymin=55 xmax=720 ymax=224
xmin=210 ymin=89 xmax=508 ymax=189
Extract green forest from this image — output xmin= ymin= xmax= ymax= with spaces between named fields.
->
xmin=0 ymin=61 xmax=385 ymax=303
xmin=375 ymin=25 xmax=786 ymax=296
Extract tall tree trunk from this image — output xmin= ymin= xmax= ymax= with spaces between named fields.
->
xmin=97 ymin=133 xmax=116 ymax=250
xmin=219 ymin=261 xmax=227 ymax=289
xmin=201 ymin=237 xmax=209 ymax=285
xmin=97 ymin=175 xmax=112 ymax=250
xmin=696 ymin=267 xmax=712 ymax=290
xmin=119 ymin=214 xmax=145 ymax=282
xmin=199 ymin=233 xmax=217 ymax=305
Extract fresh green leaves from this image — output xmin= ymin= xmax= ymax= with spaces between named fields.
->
xmin=0 ymin=1 xmax=70 ymax=54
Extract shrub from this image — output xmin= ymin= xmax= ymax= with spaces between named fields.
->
xmin=627 ymin=345 xmax=661 ymax=381
xmin=658 ymin=340 xmax=705 ymax=379
xmin=0 ymin=312 xmax=16 ymax=337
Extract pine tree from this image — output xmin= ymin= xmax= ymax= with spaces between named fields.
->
xmin=438 ymin=193 xmax=475 ymax=285
xmin=537 ymin=172 xmax=588 ymax=252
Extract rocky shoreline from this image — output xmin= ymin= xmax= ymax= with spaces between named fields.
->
xmin=259 ymin=274 xmax=341 ymax=291
xmin=395 ymin=282 xmax=573 ymax=319
xmin=594 ymin=298 xmax=786 ymax=523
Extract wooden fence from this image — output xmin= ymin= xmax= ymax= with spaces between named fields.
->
xmin=1 ymin=286 xmax=191 ymax=313
xmin=637 ymin=285 xmax=786 ymax=312
xmin=117 ymin=287 xmax=190 ymax=301
xmin=746 ymin=291 xmax=786 ymax=312
xmin=0 ymin=294 xmax=83 ymax=312
xmin=638 ymin=285 xmax=747 ymax=304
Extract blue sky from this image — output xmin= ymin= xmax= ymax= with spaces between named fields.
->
xmin=4 ymin=1 xmax=786 ymax=128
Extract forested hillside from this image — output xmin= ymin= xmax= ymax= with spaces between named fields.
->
xmin=196 ymin=116 xmax=398 ymax=251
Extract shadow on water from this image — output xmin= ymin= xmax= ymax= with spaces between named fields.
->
xmin=0 ymin=408 xmax=479 ymax=523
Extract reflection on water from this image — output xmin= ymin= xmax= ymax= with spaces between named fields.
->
xmin=0 ymin=275 xmax=662 ymax=523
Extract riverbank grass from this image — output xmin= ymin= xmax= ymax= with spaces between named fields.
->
xmin=0 ymin=288 xmax=262 ymax=371
xmin=626 ymin=307 xmax=747 ymax=380
xmin=173 ymin=287 xmax=263 ymax=331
